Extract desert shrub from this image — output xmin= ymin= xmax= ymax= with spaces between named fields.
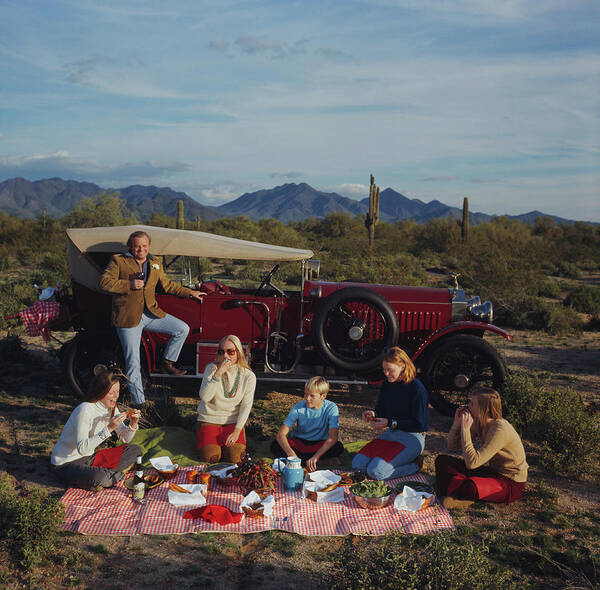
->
xmin=542 ymin=303 xmax=584 ymax=335
xmin=0 ymin=474 xmax=65 ymax=570
xmin=0 ymin=334 xmax=30 ymax=364
xmin=537 ymin=278 xmax=562 ymax=299
xmin=586 ymin=314 xmax=600 ymax=331
xmin=195 ymin=257 xmax=213 ymax=280
xmin=140 ymin=389 xmax=182 ymax=428
xmin=555 ymin=261 xmax=581 ymax=279
xmin=564 ymin=285 xmax=600 ymax=315
xmin=497 ymin=298 xmax=583 ymax=335
xmin=322 ymin=252 xmax=427 ymax=286
xmin=502 ymin=371 xmax=600 ymax=477
xmin=329 ymin=533 xmax=518 ymax=590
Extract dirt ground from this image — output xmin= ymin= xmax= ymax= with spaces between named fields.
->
xmin=1 ymin=328 xmax=599 ymax=588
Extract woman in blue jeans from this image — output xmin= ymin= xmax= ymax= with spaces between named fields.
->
xmin=352 ymin=347 xmax=429 ymax=480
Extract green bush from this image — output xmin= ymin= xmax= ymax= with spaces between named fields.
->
xmin=497 ymin=298 xmax=583 ymax=335
xmin=555 ymin=261 xmax=581 ymax=279
xmin=0 ymin=334 xmax=30 ymax=364
xmin=586 ymin=314 xmax=600 ymax=331
xmin=542 ymin=303 xmax=584 ymax=335
xmin=329 ymin=533 xmax=518 ymax=590
xmin=564 ymin=285 xmax=600 ymax=315
xmin=537 ymin=278 xmax=562 ymax=299
xmin=0 ymin=475 xmax=65 ymax=570
xmin=502 ymin=371 xmax=600 ymax=478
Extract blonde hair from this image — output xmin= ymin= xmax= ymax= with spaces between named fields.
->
xmin=472 ymin=387 xmax=503 ymax=422
xmin=305 ymin=376 xmax=330 ymax=397
xmin=382 ymin=346 xmax=416 ymax=383
xmin=216 ymin=334 xmax=250 ymax=370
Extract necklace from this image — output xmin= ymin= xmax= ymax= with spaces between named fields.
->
xmin=222 ymin=368 xmax=241 ymax=398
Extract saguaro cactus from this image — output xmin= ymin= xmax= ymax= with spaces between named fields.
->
xmin=365 ymin=174 xmax=380 ymax=248
xmin=177 ymin=200 xmax=185 ymax=229
xmin=461 ymin=197 xmax=469 ymax=241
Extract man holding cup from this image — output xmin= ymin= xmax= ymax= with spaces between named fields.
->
xmin=99 ymin=230 xmax=204 ymax=406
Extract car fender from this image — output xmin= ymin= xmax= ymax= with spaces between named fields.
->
xmin=412 ymin=322 xmax=513 ymax=363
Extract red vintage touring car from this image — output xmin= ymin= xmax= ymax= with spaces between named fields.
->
xmin=60 ymin=224 xmax=511 ymax=415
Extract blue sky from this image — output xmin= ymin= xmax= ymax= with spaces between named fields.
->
xmin=1 ymin=0 xmax=599 ymax=221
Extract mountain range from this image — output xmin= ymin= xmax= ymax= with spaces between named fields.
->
xmin=0 ymin=177 xmax=577 ymax=226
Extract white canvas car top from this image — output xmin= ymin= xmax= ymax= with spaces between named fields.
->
xmin=67 ymin=225 xmax=314 ymax=291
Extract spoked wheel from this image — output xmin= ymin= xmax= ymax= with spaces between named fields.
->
xmin=63 ymin=330 xmax=125 ymax=398
xmin=423 ymin=334 xmax=508 ymax=416
xmin=313 ymin=287 xmax=399 ymax=373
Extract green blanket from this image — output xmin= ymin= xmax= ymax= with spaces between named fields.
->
xmin=129 ymin=427 xmax=367 ymax=470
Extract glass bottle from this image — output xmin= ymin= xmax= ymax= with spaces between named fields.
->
xmin=132 ymin=456 xmax=145 ymax=502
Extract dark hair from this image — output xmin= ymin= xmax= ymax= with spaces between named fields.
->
xmin=127 ymin=231 xmax=151 ymax=251
xmin=85 ymin=369 xmax=121 ymax=416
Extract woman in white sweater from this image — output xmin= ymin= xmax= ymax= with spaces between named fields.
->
xmin=196 ymin=335 xmax=256 ymax=463
xmin=51 ymin=369 xmax=142 ymax=490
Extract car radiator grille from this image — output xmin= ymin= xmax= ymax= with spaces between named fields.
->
xmin=398 ymin=310 xmax=443 ymax=332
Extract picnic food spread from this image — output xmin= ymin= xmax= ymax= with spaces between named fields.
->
xmin=350 ymin=480 xmax=392 ymax=498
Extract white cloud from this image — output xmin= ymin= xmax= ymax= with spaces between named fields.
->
xmin=174 ymin=180 xmax=258 ymax=205
xmin=333 ymin=183 xmax=369 ymax=199
xmin=235 ymin=35 xmax=285 ymax=57
xmin=270 ymin=171 xmax=304 ymax=179
xmin=0 ymin=152 xmax=190 ymax=184
xmin=209 ymin=38 xmax=229 ymax=51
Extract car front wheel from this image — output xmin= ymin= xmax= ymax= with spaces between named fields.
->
xmin=422 ymin=334 xmax=508 ymax=416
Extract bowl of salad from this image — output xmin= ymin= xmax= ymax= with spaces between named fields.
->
xmin=350 ymin=480 xmax=393 ymax=510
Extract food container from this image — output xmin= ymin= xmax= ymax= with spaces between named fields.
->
xmin=338 ymin=471 xmax=367 ymax=486
xmin=242 ymin=501 xmax=265 ymax=518
xmin=158 ymin=465 xmax=179 ymax=480
xmin=240 ymin=490 xmax=274 ymax=518
xmin=123 ymin=473 xmax=163 ymax=491
xmin=199 ymin=472 xmax=211 ymax=489
xmin=350 ymin=482 xmax=393 ymax=510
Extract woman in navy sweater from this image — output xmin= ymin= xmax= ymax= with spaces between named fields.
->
xmin=352 ymin=347 xmax=429 ymax=480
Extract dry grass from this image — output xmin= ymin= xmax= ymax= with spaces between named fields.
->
xmin=0 ymin=329 xmax=599 ymax=588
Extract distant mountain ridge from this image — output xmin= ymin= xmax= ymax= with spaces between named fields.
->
xmin=0 ymin=177 xmax=582 ymax=226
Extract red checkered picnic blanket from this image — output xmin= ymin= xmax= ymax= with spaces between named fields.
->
xmin=60 ymin=468 xmax=454 ymax=536
xmin=17 ymin=301 xmax=61 ymax=342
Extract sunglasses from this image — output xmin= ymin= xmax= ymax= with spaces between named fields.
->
xmin=218 ymin=347 xmax=237 ymax=356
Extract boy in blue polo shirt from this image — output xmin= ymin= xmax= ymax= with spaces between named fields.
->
xmin=271 ymin=376 xmax=343 ymax=471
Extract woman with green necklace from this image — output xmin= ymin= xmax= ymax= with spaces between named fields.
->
xmin=196 ymin=334 xmax=256 ymax=463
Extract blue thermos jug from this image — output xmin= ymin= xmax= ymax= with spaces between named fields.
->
xmin=282 ymin=457 xmax=304 ymax=490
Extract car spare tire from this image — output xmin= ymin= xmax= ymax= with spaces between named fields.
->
xmin=312 ymin=287 xmax=399 ymax=373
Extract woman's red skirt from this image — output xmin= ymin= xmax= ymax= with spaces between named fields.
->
xmin=196 ymin=422 xmax=246 ymax=449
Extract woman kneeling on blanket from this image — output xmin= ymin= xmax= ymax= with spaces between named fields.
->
xmin=51 ymin=369 xmax=142 ymax=491
xmin=352 ymin=347 xmax=429 ymax=480
xmin=435 ymin=387 xmax=528 ymax=509
xmin=196 ymin=334 xmax=256 ymax=464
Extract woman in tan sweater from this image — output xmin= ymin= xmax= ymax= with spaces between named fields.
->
xmin=435 ymin=387 xmax=528 ymax=509
xmin=196 ymin=335 xmax=256 ymax=463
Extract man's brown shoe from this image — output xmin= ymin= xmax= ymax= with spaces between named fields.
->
xmin=159 ymin=359 xmax=187 ymax=376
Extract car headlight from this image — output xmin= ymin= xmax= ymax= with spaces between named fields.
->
xmin=469 ymin=301 xmax=493 ymax=323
